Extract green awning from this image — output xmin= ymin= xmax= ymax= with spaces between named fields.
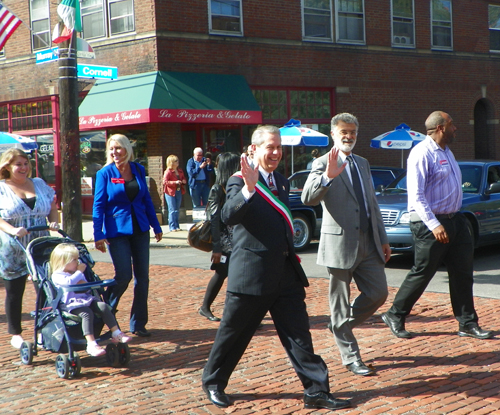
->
xmin=79 ymin=71 xmax=262 ymax=130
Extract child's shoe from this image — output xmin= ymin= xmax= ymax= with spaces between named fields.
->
xmin=112 ymin=331 xmax=132 ymax=344
xmin=86 ymin=343 xmax=106 ymax=357
xmin=11 ymin=335 xmax=24 ymax=349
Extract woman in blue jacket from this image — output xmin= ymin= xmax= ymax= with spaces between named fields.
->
xmin=93 ymin=134 xmax=163 ymax=337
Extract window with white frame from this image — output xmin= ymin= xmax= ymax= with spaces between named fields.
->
xmin=209 ymin=0 xmax=243 ymax=35
xmin=431 ymin=0 xmax=452 ymax=50
xmin=489 ymin=4 xmax=500 ymax=52
xmin=392 ymin=0 xmax=415 ymax=47
xmin=30 ymin=0 xmax=50 ymax=51
xmin=302 ymin=0 xmax=333 ymax=41
xmin=335 ymin=0 xmax=365 ymax=44
xmin=81 ymin=0 xmax=135 ymax=40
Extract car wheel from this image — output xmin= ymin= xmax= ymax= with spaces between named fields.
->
xmin=292 ymin=213 xmax=312 ymax=252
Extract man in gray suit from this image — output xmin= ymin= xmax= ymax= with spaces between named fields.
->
xmin=302 ymin=113 xmax=391 ymax=376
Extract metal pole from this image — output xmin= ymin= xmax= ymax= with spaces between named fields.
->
xmin=58 ymin=31 xmax=82 ymax=241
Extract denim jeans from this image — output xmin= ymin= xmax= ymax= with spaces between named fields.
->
xmin=165 ymin=191 xmax=182 ymax=231
xmin=189 ymin=181 xmax=209 ymax=208
xmin=106 ymin=230 xmax=150 ymax=332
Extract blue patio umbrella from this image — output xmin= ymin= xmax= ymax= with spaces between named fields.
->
xmin=279 ymin=119 xmax=329 ymax=173
xmin=0 ymin=132 xmax=37 ymax=152
xmin=370 ymin=123 xmax=425 ymax=167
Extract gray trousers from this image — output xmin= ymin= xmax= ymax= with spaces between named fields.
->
xmin=327 ymin=229 xmax=388 ymax=365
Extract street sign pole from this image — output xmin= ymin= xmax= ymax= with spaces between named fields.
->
xmin=58 ymin=30 xmax=82 ymax=241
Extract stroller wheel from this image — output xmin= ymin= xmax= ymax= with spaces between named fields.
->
xmin=55 ymin=354 xmax=70 ymax=379
xmin=117 ymin=343 xmax=131 ymax=366
xmin=105 ymin=343 xmax=120 ymax=368
xmin=20 ymin=341 xmax=34 ymax=365
xmin=68 ymin=353 xmax=81 ymax=378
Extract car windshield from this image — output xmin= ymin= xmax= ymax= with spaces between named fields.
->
xmin=289 ymin=172 xmax=309 ymax=192
xmin=460 ymin=165 xmax=482 ymax=193
xmin=383 ymin=175 xmax=407 ymax=193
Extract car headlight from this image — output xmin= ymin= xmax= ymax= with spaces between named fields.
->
xmin=399 ymin=212 xmax=411 ymax=224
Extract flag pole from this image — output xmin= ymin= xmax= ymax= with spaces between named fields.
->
xmin=17 ymin=18 xmax=58 ymax=52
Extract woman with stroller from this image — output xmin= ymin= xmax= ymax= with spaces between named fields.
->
xmin=163 ymin=154 xmax=187 ymax=232
xmin=198 ymin=153 xmax=240 ymax=321
xmin=0 ymin=148 xmax=60 ymax=349
xmin=93 ymin=134 xmax=163 ymax=338
xmin=49 ymin=243 xmax=131 ymax=356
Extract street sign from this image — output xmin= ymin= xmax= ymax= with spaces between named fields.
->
xmin=77 ymin=64 xmax=118 ymax=79
xmin=35 ymin=48 xmax=58 ymax=64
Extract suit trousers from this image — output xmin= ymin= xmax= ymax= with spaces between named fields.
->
xmin=387 ymin=213 xmax=478 ymax=329
xmin=202 ymin=258 xmax=329 ymax=394
xmin=327 ymin=226 xmax=388 ymax=365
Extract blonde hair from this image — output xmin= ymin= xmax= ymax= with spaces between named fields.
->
xmin=49 ymin=243 xmax=79 ymax=275
xmin=0 ymin=148 xmax=32 ymax=180
xmin=166 ymin=155 xmax=179 ymax=169
xmin=106 ymin=134 xmax=134 ymax=165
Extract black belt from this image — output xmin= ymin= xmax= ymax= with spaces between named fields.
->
xmin=435 ymin=212 xmax=459 ymax=220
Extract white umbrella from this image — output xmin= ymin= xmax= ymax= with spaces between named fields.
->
xmin=0 ymin=132 xmax=37 ymax=152
xmin=279 ymin=119 xmax=329 ymax=174
xmin=370 ymin=123 xmax=426 ymax=167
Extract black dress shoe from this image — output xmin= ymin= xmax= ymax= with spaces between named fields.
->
xmin=133 ymin=329 xmax=151 ymax=337
xmin=202 ymin=385 xmax=232 ymax=408
xmin=346 ymin=360 xmax=375 ymax=376
xmin=198 ymin=308 xmax=221 ymax=322
xmin=303 ymin=391 xmax=351 ymax=410
xmin=381 ymin=313 xmax=412 ymax=339
xmin=458 ymin=326 xmax=493 ymax=339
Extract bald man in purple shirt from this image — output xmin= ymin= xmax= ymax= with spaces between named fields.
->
xmin=381 ymin=111 xmax=493 ymax=340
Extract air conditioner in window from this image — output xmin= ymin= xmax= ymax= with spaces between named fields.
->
xmin=393 ymin=36 xmax=411 ymax=45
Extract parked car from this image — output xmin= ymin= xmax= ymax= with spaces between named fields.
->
xmin=376 ymin=161 xmax=500 ymax=253
xmin=289 ymin=165 xmax=403 ymax=251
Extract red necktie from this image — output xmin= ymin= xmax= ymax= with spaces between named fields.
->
xmin=268 ymin=174 xmax=278 ymax=196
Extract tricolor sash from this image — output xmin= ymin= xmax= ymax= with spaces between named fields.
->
xmin=233 ymin=173 xmax=294 ymax=234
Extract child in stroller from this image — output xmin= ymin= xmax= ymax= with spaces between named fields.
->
xmin=49 ymin=243 xmax=131 ymax=356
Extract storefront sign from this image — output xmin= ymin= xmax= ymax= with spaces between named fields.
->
xmin=81 ymin=177 xmax=93 ymax=196
xmin=77 ymin=64 xmax=118 ymax=79
xmin=79 ymin=108 xmax=261 ymax=129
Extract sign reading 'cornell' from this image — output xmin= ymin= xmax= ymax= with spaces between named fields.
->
xmin=79 ymin=108 xmax=262 ymax=129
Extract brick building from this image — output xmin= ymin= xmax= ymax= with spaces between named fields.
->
xmin=1 ymin=0 xmax=500 ymax=217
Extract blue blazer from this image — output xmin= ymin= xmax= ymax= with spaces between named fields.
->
xmin=93 ymin=162 xmax=162 ymax=241
xmin=186 ymin=157 xmax=213 ymax=189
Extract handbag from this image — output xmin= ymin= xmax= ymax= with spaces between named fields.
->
xmin=187 ymin=219 xmax=212 ymax=252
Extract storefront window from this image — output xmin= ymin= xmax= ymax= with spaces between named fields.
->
xmin=11 ymin=100 xmax=52 ymax=131
xmin=80 ymin=131 xmax=106 ymax=195
xmin=0 ymin=105 xmax=8 ymax=131
xmin=35 ymin=134 xmax=55 ymax=185
xmin=108 ymin=129 xmax=148 ymax=172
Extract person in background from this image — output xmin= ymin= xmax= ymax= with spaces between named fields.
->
xmin=163 ymin=155 xmax=187 ymax=232
xmin=0 ymin=148 xmax=60 ymax=349
xmin=381 ymin=111 xmax=493 ymax=340
xmin=306 ymin=148 xmax=319 ymax=170
xmin=198 ymin=153 xmax=240 ymax=321
xmin=93 ymin=134 xmax=163 ymax=338
xmin=186 ymin=147 xmax=213 ymax=208
xmin=49 ymin=243 xmax=132 ymax=357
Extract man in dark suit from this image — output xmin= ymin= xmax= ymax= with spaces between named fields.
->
xmin=201 ymin=125 xmax=351 ymax=411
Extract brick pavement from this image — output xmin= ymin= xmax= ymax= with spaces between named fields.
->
xmin=1 ymin=262 xmax=500 ymax=415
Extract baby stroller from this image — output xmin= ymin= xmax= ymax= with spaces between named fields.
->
xmin=17 ymin=226 xmax=131 ymax=379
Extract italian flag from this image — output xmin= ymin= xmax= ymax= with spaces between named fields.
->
xmin=57 ymin=0 xmax=82 ymax=32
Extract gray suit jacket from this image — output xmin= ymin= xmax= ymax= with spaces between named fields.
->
xmin=301 ymin=153 xmax=388 ymax=269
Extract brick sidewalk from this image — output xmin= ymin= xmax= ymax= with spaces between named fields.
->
xmin=1 ymin=263 xmax=500 ymax=414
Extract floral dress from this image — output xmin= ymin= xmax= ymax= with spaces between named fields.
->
xmin=0 ymin=178 xmax=55 ymax=280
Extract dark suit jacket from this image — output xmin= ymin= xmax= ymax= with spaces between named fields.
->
xmin=221 ymin=171 xmax=308 ymax=296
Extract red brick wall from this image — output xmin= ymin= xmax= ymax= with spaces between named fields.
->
xmin=2 ymin=0 xmax=500 ymax=171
